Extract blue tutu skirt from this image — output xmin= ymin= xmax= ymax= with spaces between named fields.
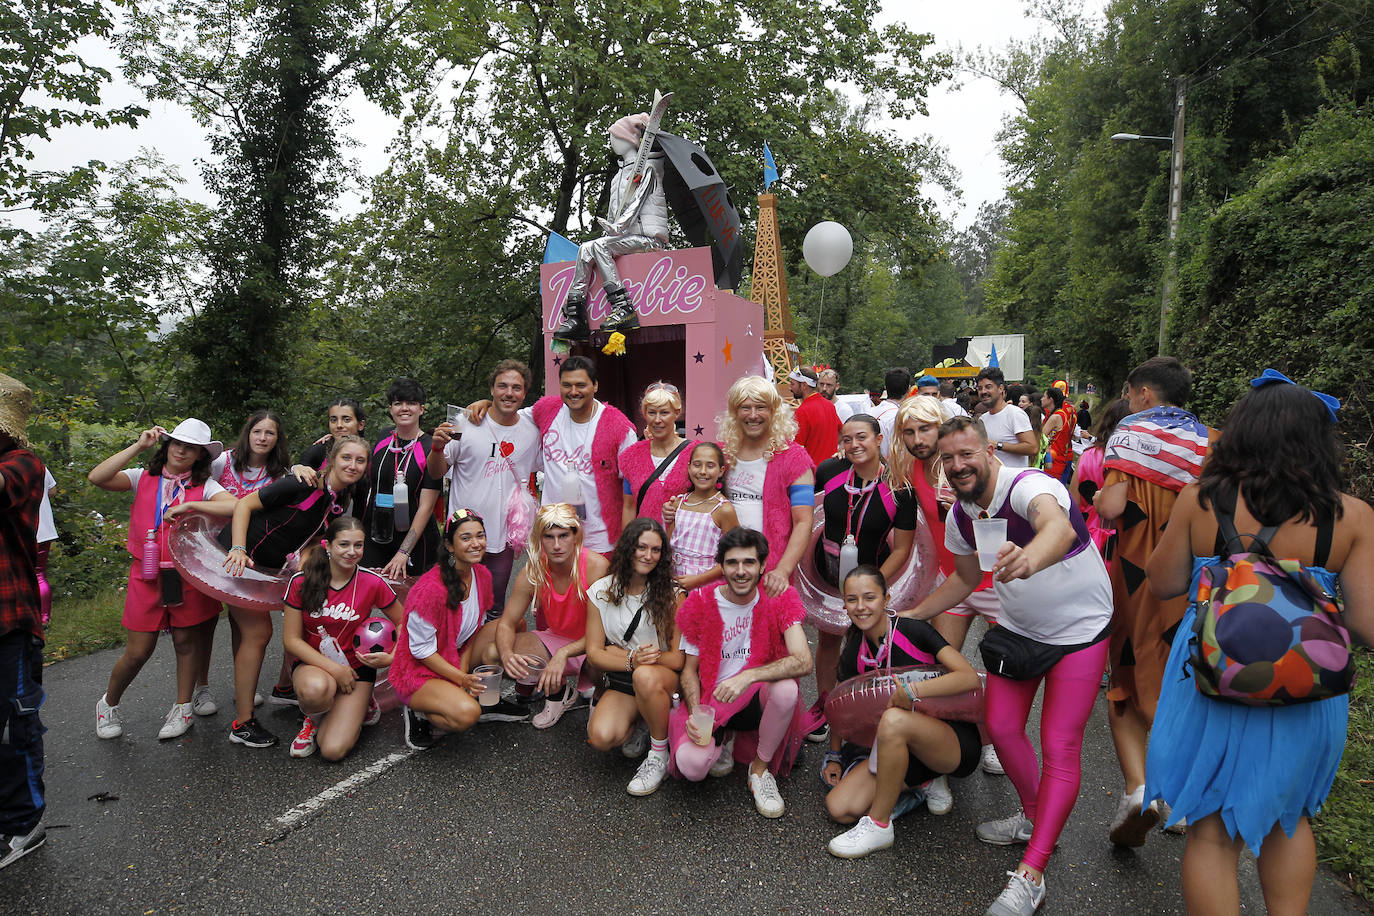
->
xmin=1144 ymin=558 xmax=1349 ymax=855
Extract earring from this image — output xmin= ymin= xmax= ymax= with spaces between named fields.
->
xmin=325 ymin=551 xmax=332 ymax=558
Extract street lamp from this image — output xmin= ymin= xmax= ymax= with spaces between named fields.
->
xmin=1112 ymin=78 xmax=1188 ymax=355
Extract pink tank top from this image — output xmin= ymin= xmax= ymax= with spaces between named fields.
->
xmin=538 ymin=548 xmax=591 ymax=638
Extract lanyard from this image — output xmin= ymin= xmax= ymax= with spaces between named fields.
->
xmin=843 ymin=469 xmax=881 ymax=542
xmin=154 ymin=476 xmax=187 ymax=531
xmin=388 ymin=436 xmax=417 ymax=482
xmin=858 ymin=612 xmax=899 ymax=673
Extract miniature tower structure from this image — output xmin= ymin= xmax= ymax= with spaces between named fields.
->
xmin=751 ymin=193 xmax=797 ymax=381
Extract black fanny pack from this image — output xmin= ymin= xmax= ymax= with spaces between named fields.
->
xmin=980 ymin=622 xmax=1110 ymax=681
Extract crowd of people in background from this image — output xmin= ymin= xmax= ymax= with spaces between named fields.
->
xmin=1 ymin=353 xmax=1371 ymax=916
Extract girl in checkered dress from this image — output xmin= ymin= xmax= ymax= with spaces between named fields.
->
xmin=663 ymin=442 xmax=738 ymax=593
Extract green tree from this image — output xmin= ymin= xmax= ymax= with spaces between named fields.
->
xmin=0 ymin=0 xmax=145 ymax=209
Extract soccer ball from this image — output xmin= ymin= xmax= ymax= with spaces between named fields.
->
xmin=353 ymin=617 xmax=397 ymax=655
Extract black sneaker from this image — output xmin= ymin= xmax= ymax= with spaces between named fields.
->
xmin=806 ymin=723 xmax=830 ymax=743
xmin=404 ymin=706 xmax=437 ymax=750
xmin=269 ymin=684 xmax=299 ymax=706
xmin=478 ymin=699 xmax=532 ymax=723
xmin=0 ymin=823 xmax=46 ymax=870
xmin=229 ymin=717 xmax=279 ymax=748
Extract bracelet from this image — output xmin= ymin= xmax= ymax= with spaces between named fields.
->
xmin=823 ymin=749 xmax=843 ymax=765
xmin=626 ymin=650 xmax=634 ymax=672
xmin=230 ymin=545 xmax=247 ymax=554
xmin=397 ymin=546 xmax=411 ymax=556
xmin=903 ymin=681 xmax=920 ymax=706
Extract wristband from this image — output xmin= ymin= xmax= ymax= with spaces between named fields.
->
xmin=230 ymin=545 xmax=247 ymax=554
xmin=397 ymin=546 xmax=411 ymax=556
xmin=823 ymin=749 xmax=843 ymax=765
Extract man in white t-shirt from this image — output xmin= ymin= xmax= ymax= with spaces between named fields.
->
xmin=940 ymin=380 xmax=970 ymax=419
xmin=869 ymin=367 xmax=910 ymax=459
xmin=818 ymin=369 xmax=852 ymax=422
xmin=975 ymin=367 xmax=1038 ymax=469
xmin=675 ymin=528 xmax=812 ymax=818
xmin=902 ymin=416 xmax=1112 ymax=916
xmin=430 ymin=359 xmax=542 ymax=614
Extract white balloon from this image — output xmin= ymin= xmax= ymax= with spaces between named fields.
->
xmin=802 ymin=221 xmax=853 ymax=277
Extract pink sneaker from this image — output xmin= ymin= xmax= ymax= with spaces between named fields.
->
xmin=363 ymin=695 xmax=381 ymax=726
xmin=290 ymin=718 xmax=317 ymax=758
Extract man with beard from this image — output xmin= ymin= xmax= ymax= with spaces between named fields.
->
xmin=976 ymin=368 xmax=1037 ymax=469
xmin=902 ymin=416 xmax=1112 ymax=916
xmin=818 ymin=369 xmax=851 ymax=421
xmin=430 ymin=359 xmax=541 ymax=614
xmin=674 ymin=527 xmax=813 ymax=818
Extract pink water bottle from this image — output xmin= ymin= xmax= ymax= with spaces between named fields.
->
xmin=140 ymin=528 xmax=159 ymax=581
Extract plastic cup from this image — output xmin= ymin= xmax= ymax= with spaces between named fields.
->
xmin=474 ymin=664 xmax=503 ymax=707
xmin=446 ymin=404 xmax=463 ymax=425
xmin=689 ymin=705 xmax=715 ymax=746
xmin=514 ymin=657 xmax=546 ymax=698
xmin=973 ymin=517 xmax=1008 ymax=572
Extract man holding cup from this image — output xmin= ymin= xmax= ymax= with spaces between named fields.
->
xmin=673 ymin=528 xmax=813 ymax=818
xmin=900 ymin=416 xmax=1112 ymax=916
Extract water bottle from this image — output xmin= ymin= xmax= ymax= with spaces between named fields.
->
xmin=838 ymin=534 xmax=860 ymax=586
xmin=317 ymin=627 xmax=350 ymax=665
xmin=561 ymin=463 xmax=587 ymax=520
xmin=392 ymin=474 xmax=410 ymax=532
xmin=140 ymin=529 xmax=159 ymax=581
xmin=372 ymin=489 xmax=395 ymax=544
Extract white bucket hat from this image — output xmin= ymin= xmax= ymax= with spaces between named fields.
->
xmin=163 ymin=418 xmax=224 ymax=462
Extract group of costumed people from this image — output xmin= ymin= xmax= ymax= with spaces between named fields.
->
xmin=0 ymin=102 xmax=1369 ymax=916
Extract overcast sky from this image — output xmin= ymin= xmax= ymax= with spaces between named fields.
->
xmin=25 ymin=1 xmax=1102 ymax=231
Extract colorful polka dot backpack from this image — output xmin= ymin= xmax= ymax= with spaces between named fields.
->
xmin=1188 ymin=510 xmax=1354 ymax=706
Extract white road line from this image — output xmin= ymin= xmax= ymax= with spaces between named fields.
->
xmin=270 ymin=750 xmax=413 ymax=837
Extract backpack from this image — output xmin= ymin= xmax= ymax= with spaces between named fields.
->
xmin=1188 ymin=508 xmax=1354 ymax=707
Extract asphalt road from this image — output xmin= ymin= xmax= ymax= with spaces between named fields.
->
xmin=3 ymin=616 xmax=1368 ymax=915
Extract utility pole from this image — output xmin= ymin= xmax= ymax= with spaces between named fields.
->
xmin=1158 ymin=77 xmax=1187 ymax=354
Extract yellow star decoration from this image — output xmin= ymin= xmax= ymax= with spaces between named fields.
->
xmin=601 ymin=332 xmax=627 ymax=356
xmin=722 ymin=338 xmax=733 ymax=363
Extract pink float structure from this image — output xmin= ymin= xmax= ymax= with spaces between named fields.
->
xmin=540 ymin=246 xmax=765 ymax=435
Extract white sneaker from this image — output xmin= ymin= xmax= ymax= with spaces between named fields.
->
xmin=254 ymin=691 xmax=264 ymax=708
xmin=977 ymin=810 xmax=1034 ymax=846
xmin=1109 ymin=785 xmax=1160 ymax=847
xmin=1156 ymin=800 xmax=1188 ymax=834
xmin=95 ymin=694 xmax=123 ymax=739
xmin=157 ymin=702 xmax=194 ymax=740
xmin=627 ymin=752 xmax=669 ymax=797
xmin=532 ymin=684 xmax=578 ymax=729
xmin=621 ymin=720 xmax=649 ymax=759
xmin=985 ymin=870 xmax=1046 ymax=916
xmin=924 ymin=775 xmax=953 ymax=815
xmin=191 ymin=685 xmax=217 ymax=717
xmin=748 ymin=769 xmax=785 ymax=818
xmin=828 ymin=815 xmax=895 ymax=858
xmin=709 ymin=733 xmax=735 ymax=777
xmin=981 ymin=744 xmax=1005 ymax=775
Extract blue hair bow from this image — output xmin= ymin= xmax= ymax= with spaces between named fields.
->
xmin=1249 ymin=368 xmax=1340 ymax=423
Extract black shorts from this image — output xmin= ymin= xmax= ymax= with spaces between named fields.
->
xmin=838 ymin=717 xmax=982 ymax=784
xmin=717 ymin=694 xmax=764 ymax=740
xmin=292 ymin=659 xmax=378 ymax=683
xmin=605 ymin=670 xmax=635 ymax=697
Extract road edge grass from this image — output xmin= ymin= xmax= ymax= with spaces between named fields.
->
xmin=40 ymin=588 xmax=1374 ymax=899
xmin=1314 ymin=647 xmax=1374 ymax=900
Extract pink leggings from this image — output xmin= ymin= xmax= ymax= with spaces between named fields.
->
xmin=37 ymin=544 xmax=51 ymax=625
xmin=985 ymin=638 xmax=1108 ymax=871
xmin=675 ymin=679 xmax=799 ymax=782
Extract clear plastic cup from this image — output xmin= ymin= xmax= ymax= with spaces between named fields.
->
xmin=689 ymin=705 xmax=716 ymax=746
xmin=514 ymin=657 xmax=546 ymax=698
xmin=474 ymin=664 xmax=503 ymax=707
xmin=973 ymin=517 xmax=1008 ymax=572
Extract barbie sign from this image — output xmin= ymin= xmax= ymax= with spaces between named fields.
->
xmin=543 ymin=251 xmax=710 ymax=330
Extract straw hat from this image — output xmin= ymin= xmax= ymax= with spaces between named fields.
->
xmin=162 ymin=418 xmax=224 ymax=461
xmin=0 ymin=372 xmax=33 ymax=447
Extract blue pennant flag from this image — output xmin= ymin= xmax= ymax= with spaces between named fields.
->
xmin=988 ymin=342 xmax=1000 ymax=368
xmin=763 ymin=142 xmax=779 ymax=190
xmin=544 ymin=231 xmax=579 ymax=264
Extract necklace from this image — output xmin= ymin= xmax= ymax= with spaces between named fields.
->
xmin=681 ymin=493 xmax=717 ymax=508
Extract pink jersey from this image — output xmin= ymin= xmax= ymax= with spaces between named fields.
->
xmin=284 ymin=567 xmax=397 ymax=667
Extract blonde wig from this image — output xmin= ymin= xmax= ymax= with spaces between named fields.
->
xmin=716 ymin=375 xmax=797 ymax=466
xmin=641 ymin=382 xmax=683 ymax=436
xmin=887 ymin=396 xmax=947 ymax=493
xmin=523 ymin=502 xmax=589 ymax=602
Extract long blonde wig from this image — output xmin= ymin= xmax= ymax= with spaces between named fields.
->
xmin=716 ymin=375 xmax=797 ymax=466
xmin=523 ymin=502 xmax=589 ymax=603
xmin=887 ymin=395 xmax=947 ymax=493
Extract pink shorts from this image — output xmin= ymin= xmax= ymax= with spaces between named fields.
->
xmin=534 ymin=629 xmax=590 ymax=686
xmin=935 ymin=572 xmax=1000 ymax=621
xmin=122 ymin=562 xmax=222 ymax=632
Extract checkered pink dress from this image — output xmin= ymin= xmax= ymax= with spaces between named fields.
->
xmin=671 ymin=494 xmax=728 ymax=578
